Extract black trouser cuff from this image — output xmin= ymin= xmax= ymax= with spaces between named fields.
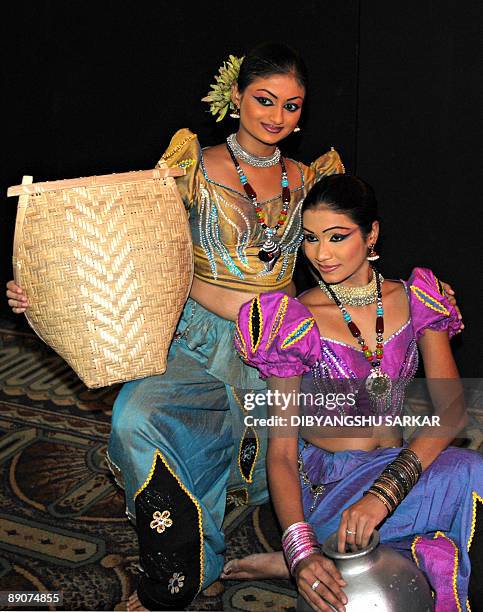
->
xmin=137 ymin=575 xmax=197 ymax=611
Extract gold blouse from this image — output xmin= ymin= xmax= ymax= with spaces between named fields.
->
xmin=158 ymin=128 xmax=344 ymax=293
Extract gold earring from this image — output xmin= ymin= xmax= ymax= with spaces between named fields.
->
xmin=229 ymin=105 xmax=240 ymax=119
xmin=367 ymin=244 xmax=379 ymax=261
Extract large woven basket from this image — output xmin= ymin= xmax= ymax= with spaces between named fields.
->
xmin=8 ymin=166 xmax=193 ymax=388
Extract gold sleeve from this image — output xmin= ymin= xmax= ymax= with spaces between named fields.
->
xmin=156 ymin=128 xmax=200 ymax=210
xmin=309 ymin=147 xmax=345 ymax=180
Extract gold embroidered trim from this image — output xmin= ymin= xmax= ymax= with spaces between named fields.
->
xmin=231 ymin=388 xmax=260 ymax=485
xmin=234 ymin=321 xmax=248 ymax=360
xmin=281 ymin=318 xmax=315 ymax=349
xmin=433 ymin=273 xmax=445 ymax=297
xmin=411 ymin=532 xmax=472 ymax=612
xmin=134 ymin=449 xmax=204 ymax=595
xmin=433 ymin=531 xmax=463 ymax=612
xmin=248 ymin=296 xmax=263 ymax=354
xmin=231 ymin=386 xmax=248 ymax=415
xmin=160 ymin=133 xmax=197 ymax=162
xmin=410 ymin=534 xmax=423 ymax=568
xmin=412 ymin=532 xmax=467 ymax=609
xmin=237 ymin=428 xmax=259 ymax=484
xmin=410 ymin=284 xmax=450 ymax=316
xmin=468 ymin=491 xmax=483 ymax=552
xmin=265 ymin=294 xmax=288 ymax=350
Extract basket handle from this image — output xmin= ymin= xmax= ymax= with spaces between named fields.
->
xmin=11 ymin=175 xmax=50 ymax=345
xmin=7 ymin=167 xmax=186 ymax=197
xmin=12 ymin=175 xmax=32 ymax=286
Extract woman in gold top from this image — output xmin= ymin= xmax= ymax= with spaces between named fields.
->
xmin=5 ymin=43 xmax=457 ymax=611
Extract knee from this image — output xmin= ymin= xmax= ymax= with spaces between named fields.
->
xmin=440 ymin=446 xmax=483 ymax=478
xmin=110 ymin=378 xmax=158 ymax=442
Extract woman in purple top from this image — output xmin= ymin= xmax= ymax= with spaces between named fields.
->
xmin=231 ymin=175 xmax=482 ymax=612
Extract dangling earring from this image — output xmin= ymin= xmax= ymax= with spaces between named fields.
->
xmin=367 ymin=244 xmax=380 ymax=261
xmin=293 ymin=125 xmax=301 ymax=133
xmin=230 ymin=106 xmax=240 ymax=119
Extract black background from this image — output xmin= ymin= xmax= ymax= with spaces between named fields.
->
xmin=2 ymin=1 xmax=481 ymax=376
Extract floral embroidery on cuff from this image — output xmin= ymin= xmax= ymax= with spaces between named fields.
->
xmin=168 ymin=572 xmax=185 ymax=594
xmin=150 ymin=510 xmax=173 ymax=534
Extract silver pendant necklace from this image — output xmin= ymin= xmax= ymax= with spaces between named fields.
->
xmin=226 ymin=133 xmax=281 ymax=168
xmin=320 ymin=270 xmax=392 ymax=400
xmin=226 ymin=138 xmax=290 ymax=270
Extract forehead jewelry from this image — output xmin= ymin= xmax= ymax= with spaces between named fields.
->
xmin=226 ymin=133 xmax=281 ymax=168
xmin=320 ymin=269 xmax=392 ymax=399
xmin=226 ymin=137 xmax=290 ymax=270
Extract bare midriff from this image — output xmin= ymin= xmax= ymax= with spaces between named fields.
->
xmin=190 ymin=278 xmax=403 ymax=453
xmin=189 ymin=276 xmax=296 ymax=321
xmin=302 ymin=429 xmax=403 ymax=453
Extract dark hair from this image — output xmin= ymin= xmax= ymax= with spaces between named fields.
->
xmin=237 ymin=42 xmax=308 ymax=93
xmin=302 ymin=174 xmax=379 ymax=237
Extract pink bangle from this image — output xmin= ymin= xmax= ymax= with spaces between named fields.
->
xmin=282 ymin=521 xmax=320 ymax=575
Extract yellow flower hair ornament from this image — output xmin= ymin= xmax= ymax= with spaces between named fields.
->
xmin=201 ymin=54 xmax=244 ymax=122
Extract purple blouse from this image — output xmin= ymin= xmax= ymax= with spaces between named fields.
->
xmin=235 ymin=268 xmax=461 ymax=416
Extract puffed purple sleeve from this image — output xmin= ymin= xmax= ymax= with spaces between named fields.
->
xmin=406 ymin=267 xmax=462 ymax=341
xmin=234 ymin=291 xmax=322 ymax=379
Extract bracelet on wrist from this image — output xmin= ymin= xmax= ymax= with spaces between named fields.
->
xmin=281 ymin=521 xmax=320 ymax=575
xmin=364 ymin=489 xmax=394 ymax=513
xmin=370 ymin=483 xmax=398 ymax=510
xmin=367 ymin=448 xmax=423 ymax=513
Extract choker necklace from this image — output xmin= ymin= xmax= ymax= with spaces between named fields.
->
xmin=226 ymin=133 xmax=281 ymax=168
xmin=226 ymin=138 xmax=290 ymax=270
xmin=318 ymin=270 xmax=384 ymax=307
xmin=320 ymin=269 xmax=391 ymax=399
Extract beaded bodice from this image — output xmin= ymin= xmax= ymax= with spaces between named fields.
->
xmin=235 ymin=268 xmax=461 ymax=415
xmin=158 ymin=129 xmax=344 ymax=292
xmin=301 ymin=318 xmax=419 ymax=417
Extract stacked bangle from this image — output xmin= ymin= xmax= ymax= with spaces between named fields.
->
xmin=365 ymin=488 xmax=393 ymax=513
xmin=281 ymin=521 xmax=320 ymax=575
xmin=365 ymin=448 xmax=423 ymax=514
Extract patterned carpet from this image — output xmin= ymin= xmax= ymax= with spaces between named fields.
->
xmin=0 ymin=323 xmax=297 ymax=611
xmin=1 ymin=323 xmax=482 ymax=611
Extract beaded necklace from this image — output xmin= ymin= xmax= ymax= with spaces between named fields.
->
xmin=320 ymin=269 xmax=392 ymax=398
xmin=226 ymin=138 xmax=290 ymax=269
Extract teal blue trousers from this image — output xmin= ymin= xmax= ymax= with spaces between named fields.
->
xmin=107 ymin=298 xmax=268 ymax=609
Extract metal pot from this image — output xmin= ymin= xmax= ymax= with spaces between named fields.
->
xmin=297 ymin=530 xmax=433 ymax=611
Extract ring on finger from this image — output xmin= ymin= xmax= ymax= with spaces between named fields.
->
xmin=346 ymin=528 xmax=356 ymax=535
xmin=311 ymin=579 xmax=320 ymax=591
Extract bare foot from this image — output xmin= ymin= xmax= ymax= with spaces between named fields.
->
xmin=127 ymin=591 xmax=149 ymax=611
xmin=220 ymin=551 xmax=289 ymax=580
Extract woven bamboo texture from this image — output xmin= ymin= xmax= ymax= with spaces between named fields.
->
xmin=8 ymin=167 xmax=193 ymax=388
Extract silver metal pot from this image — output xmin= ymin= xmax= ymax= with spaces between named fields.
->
xmin=297 ymin=530 xmax=434 ymax=611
